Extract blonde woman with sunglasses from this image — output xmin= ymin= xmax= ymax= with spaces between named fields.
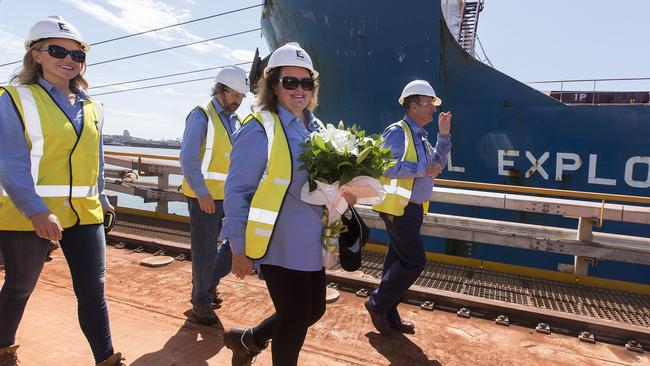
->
xmin=0 ymin=16 xmax=122 ymax=366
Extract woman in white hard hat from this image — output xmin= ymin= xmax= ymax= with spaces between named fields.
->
xmin=220 ymin=42 xmax=356 ymax=366
xmin=0 ymin=16 xmax=122 ymax=366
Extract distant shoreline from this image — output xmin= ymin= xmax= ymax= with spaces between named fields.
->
xmin=104 ymin=141 xmax=181 ymax=150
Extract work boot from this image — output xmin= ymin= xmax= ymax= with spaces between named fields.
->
xmin=223 ymin=327 xmax=267 ymax=366
xmin=212 ymin=292 xmax=223 ymax=308
xmin=364 ymin=299 xmax=393 ymax=335
xmin=192 ymin=305 xmax=218 ymax=325
xmin=0 ymin=345 xmax=19 ymax=366
xmin=389 ymin=318 xmax=416 ymax=334
xmin=95 ymin=352 xmax=125 ymax=366
xmin=46 ymin=240 xmax=59 ymax=262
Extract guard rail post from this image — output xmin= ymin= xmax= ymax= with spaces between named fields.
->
xmin=574 ymin=217 xmax=594 ymax=275
xmin=157 ymin=173 xmax=169 ymax=213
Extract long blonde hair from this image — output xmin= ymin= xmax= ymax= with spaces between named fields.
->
xmin=9 ymin=39 xmax=89 ymax=90
xmin=254 ymin=67 xmax=319 ymax=113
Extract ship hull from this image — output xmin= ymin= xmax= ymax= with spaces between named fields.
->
xmin=260 ymin=0 xmax=650 ymax=283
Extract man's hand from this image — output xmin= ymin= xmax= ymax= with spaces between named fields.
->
xmin=426 ymin=163 xmax=443 ymax=178
xmin=198 ymin=193 xmax=215 ymax=214
xmin=232 ymin=252 xmax=253 ymax=279
xmin=438 ymin=111 xmax=452 ymax=135
xmin=30 ymin=211 xmax=63 ymax=241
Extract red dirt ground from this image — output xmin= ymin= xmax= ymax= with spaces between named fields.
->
xmin=2 ymin=246 xmax=647 ymax=365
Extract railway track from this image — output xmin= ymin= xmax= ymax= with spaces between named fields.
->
xmin=108 ymin=213 xmax=650 ymax=351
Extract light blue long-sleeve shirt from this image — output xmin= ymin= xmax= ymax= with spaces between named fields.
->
xmin=0 ymin=77 xmax=109 ymax=218
xmin=221 ymin=105 xmax=324 ymax=272
xmin=180 ymin=97 xmax=239 ymax=198
xmin=382 ymin=116 xmax=452 ymax=203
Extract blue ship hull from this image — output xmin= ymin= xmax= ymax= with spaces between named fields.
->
xmin=260 ymin=1 xmax=650 ymax=284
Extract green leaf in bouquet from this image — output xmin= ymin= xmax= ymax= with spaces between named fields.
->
xmin=308 ymin=179 xmax=317 ymax=192
xmin=340 ymin=171 xmax=353 ymax=186
xmin=314 ymin=134 xmax=326 ymax=150
xmin=337 ymin=161 xmax=353 ymax=169
xmin=355 ymin=145 xmax=373 ymax=165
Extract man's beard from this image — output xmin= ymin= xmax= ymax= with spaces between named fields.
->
xmin=226 ymin=103 xmax=240 ymax=114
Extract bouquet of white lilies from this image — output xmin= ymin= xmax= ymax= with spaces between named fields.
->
xmin=300 ymin=122 xmax=394 ymax=268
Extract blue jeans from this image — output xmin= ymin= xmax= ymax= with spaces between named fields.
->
xmin=188 ymin=197 xmax=232 ymax=308
xmin=0 ymin=224 xmax=114 ymax=363
xmin=368 ymin=203 xmax=426 ymax=322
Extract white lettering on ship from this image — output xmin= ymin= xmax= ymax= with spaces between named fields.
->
xmin=496 ymin=150 xmax=649 ymax=189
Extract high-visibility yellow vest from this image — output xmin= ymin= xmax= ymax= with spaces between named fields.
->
xmin=373 ymin=120 xmax=429 ymax=216
xmin=182 ymin=101 xmax=235 ymax=199
xmin=0 ymin=84 xmax=104 ymax=231
xmin=244 ymin=111 xmax=292 ymax=259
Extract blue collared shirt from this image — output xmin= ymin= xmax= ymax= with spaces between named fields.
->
xmin=382 ymin=116 xmax=452 ymax=203
xmin=0 ymin=77 xmax=109 ymax=218
xmin=221 ymin=105 xmax=324 ymax=271
xmin=180 ymin=97 xmax=240 ymax=198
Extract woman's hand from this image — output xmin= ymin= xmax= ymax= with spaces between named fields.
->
xmin=103 ymin=203 xmax=115 ymax=213
xmin=232 ymin=252 xmax=253 ymax=279
xmin=342 ymin=191 xmax=358 ymax=206
xmin=30 ymin=211 xmax=63 ymax=241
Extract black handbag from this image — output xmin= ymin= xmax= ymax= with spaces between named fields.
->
xmin=338 ymin=205 xmax=369 ymax=271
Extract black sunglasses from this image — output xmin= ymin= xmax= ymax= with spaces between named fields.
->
xmin=37 ymin=45 xmax=86 ymax=63
xmin=279 ymin=76 xmax=315 ymax=91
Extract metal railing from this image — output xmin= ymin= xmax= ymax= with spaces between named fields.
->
xmin=103 ymin=152 xmax=650 ymax=276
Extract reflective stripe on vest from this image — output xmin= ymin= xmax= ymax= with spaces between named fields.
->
xmin=372 ymin=120 xmax=419 ymax=216
xmin=0 ymin=185 xmax=98 ymax=197
xmin=181 ymin=101 xmax=233 ymax=199
xmin=245 ymin=110 xmax=292 ymax=259
xmin=0 ymin=84 xmax=103 ymax=231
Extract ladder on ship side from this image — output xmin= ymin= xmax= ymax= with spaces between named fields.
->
xmin=457 ymin=0 xmax=484 ymax=57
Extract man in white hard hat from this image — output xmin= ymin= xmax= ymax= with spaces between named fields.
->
xmin=180 ymin=65 xmax=249 ymax=325
xmin=368 ymin=79 xmax=452 ymax=335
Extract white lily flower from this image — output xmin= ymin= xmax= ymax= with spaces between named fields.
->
xmin=318 ymin=123 xmax=358 ymax=155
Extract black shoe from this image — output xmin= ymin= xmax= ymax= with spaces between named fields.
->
xmin=389 ymin=319 xmax=415 ymax=334
xmin=192 ymin=306 xmax=218 ymax=325
xmin=364 ymin=299 xmax=393 ymax=335
xmin=212 ymin=292 xmax=223 ymax=308
xmin=223 ymin=327 xmax=266 ymax=366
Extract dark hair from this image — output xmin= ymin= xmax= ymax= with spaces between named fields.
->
xmin=211 ymin=82 xmax=228 ymax=97
xmin=254 ymin=67 xmax=320 ymax=113
xmin=402 ymin=95 xmax=420 ymax=112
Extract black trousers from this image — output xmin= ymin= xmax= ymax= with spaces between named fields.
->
xmin=252 ymin=264 xmax=326 ymax=366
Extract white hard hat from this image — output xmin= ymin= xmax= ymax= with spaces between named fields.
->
xmin=25 ymin=16 xmax=89 ymax=51
xmin=263 ymin=42 xmax=319 ymax=78
xmin=399 ymin=80 xmax=442 ymax=106
xmin=215 ymin=65 xmax=249 ymax=94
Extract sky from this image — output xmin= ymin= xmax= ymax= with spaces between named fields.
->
xmin=1 ymin=0 xmax=648 ymax=140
